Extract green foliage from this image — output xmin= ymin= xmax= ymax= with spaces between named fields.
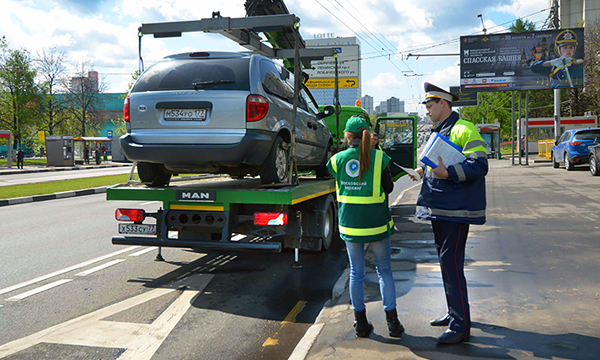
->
xmin=509 ymin=18 xmax=536 ymax=33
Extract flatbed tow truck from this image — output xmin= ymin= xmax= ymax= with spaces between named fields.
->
xmin=108 ymin=175 xmax=337 ymax=257
xmin=107 ymin=0 xmax=417 ymax=262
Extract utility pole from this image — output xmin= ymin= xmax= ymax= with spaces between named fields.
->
xmin=551 ymin=0 xmax=561 ymax=141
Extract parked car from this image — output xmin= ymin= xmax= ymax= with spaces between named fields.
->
xmin=590 ymin=143 xmax=600 ymax=176
xmin=121 ymin=51 xmax=334 ymax=186
xmin=551 ymin=128 xmax=600 ymax=171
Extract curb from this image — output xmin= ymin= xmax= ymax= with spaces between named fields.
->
xmin=0 ymin=163 xmax=131 ymax=176
xmin=0 ymin=187 xmax=107 ymax=207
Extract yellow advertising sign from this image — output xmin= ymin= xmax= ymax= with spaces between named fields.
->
xmin=305 ymin=78 xmax=359 ymax=89
xmin=37 ymin=131 xmax=46 ymax=143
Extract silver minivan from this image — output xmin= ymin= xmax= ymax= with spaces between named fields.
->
xmin=121 ymin=51 xmax=333 ymax=186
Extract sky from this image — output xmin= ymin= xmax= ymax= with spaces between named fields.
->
xmin=0 ymin=0 xmax=550 ymax=114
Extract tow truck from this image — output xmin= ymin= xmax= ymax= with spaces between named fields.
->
xmin=107 ymin=0 xmax=417 ymax=261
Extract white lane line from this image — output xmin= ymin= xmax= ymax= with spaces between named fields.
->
xmin=129 ymin=247 xmax=158 ymax=256
xmin=76 ymin=259 xmax=126 ymax=276
xmin=0 ymin=246 xmax=140 ymax=297
xmin=231 ymin=234 xmax=246 ymax=241
xmin=7 ymin=279 xmax=73 ymax=301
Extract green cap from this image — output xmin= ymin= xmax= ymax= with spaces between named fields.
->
xmin=344 ymin=116 xmax=369 ymax=133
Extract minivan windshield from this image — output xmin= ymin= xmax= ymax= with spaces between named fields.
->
xmin=132 ymin=58 xmax=250 ymax=93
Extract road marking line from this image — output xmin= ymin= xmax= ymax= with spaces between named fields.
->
xmin=129 ymin=247 xmax=158 ymax=257
xmin=231 ymin=234 xmax=246 ymax=241
xmin=0 ymin=274 xmax=213 ymax=360
xmin=0 ymin=247 xmax=140 ymax=297
xmin=392 ymin=182 xmax=421 ymax=207
xmin=76 ymin=259 xmax=126 ymax=276
xmin=7 ymin=279 xmax=73 ymax=301
xmin=263 ymin=301 xmax=306 ymax=347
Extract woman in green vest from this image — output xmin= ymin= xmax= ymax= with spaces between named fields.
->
xmin=326 ymin=116 xmax=403 ymax=338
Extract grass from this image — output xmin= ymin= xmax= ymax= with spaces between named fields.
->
xmin=0 ymin=158 xmax=48 ymax=166
xmin=0 ymin=174 xmax=136 ymax=199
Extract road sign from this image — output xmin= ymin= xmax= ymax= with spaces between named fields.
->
xmin=305 ymin=78 xmax=359 ymax=89
xmin=107 ymin=130 xmax=113 ymax=139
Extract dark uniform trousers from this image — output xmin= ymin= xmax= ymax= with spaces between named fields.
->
xmin=432 ymin=220 xmax=470 ymax=333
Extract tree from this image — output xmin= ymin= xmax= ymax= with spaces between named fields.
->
xmin=61 ymin=59 xmax=106 ymax=137
xmin=509 ymin=18 xmax=536 ymax=33
xmin=36 ymin=47 xmax=68 ymax=135
xmin=0 ymin=39 xmax=41 ymax=149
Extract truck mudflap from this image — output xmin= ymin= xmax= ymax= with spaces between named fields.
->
xmin=111 ymin=236 xmax=282 ymax=252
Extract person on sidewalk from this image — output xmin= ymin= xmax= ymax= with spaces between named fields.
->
xmin=409 ymin=83 xmax=488 ymax=344
xmin=16 ymin=147 xmax=24 ymax=169
xmin=326 ymin=116 xmax=404 ymax=339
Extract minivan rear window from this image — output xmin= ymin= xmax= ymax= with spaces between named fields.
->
xmin=132 ymin=58 xmax=250 ymax=93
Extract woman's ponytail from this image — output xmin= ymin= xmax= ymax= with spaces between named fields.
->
xmin=359 ymin=129 xmax=371 ymax=182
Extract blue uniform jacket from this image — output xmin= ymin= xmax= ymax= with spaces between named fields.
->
xmin=416 ymin=112 xmax=488 ymax=225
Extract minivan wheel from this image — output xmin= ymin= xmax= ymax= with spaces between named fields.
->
xmin=260 ymin=136 xmax=289 ymax=184
xmin=552 ymin=152 xmax=559 ymax=168
xmin=590 ymin=154 xmax=600 ymax=176
xmin=315 ymin=143 xmax=332 ymax=178
xmin=138 ymin=162 xmax=171 ymax=187
xmin=564 ymin=153 xmax=574 ymax=171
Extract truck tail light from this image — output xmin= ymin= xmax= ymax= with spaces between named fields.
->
xmin=254 ymin=212 xmax=287 ymax=226
xmin=247 ymin=95 xmax=269 ymax=122
xmin=569 ymin=141 xmax=582 ymax=146
xmin=116 ymin=208 xmax=145 ymax=222
xmin=124 ymin=96 xmax=130 ymax=123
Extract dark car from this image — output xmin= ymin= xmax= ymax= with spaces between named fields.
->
xmin=121 ymin=51 xmax=334 ymax=186
xmin=552 ymin=128 xmax=600 ymax=170
xmin=590 ymin=143 xmax=600 ymax=176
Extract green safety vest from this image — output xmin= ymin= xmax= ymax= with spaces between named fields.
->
xmin=327 ymin=147 xmax=395 ymax=243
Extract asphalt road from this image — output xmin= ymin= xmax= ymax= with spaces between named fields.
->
xmin=0 ymin=193 xmax=353 ymax=360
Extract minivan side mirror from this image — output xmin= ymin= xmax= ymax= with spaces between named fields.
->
xmin=318 ymin=105 xmax=335 ymax=119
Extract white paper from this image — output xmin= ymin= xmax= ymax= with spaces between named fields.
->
xmin=392 ymin=162 xmax=420 ymax=180
xmin=420 ymin=133 xmax=466 ymax=168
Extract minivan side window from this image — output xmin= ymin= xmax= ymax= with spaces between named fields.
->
xmin=260 ymin=60 xmax=294 ymax=101
xmin=300 ymin=86 xmax=319 ymax=115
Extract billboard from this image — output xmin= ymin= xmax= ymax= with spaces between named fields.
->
xmin=460 ymin=28 xmax=584 ymax=92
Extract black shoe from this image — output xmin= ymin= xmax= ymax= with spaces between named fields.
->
xmin=429 ymin=313 xmax=451 ymax=327
xmin=353 ymin=310 xmax=374 ymax=338
xmin=436 ymin=329 xmax=470 ymax=344
xmin=385 ymin=308 xmax=405 ymax=337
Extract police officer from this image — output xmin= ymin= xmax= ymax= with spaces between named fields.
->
xmin=327 ymin=116 xmax=403 ymax=338
xmin=411 ymin=83 xmax=488 ymax=344
xmin=530 ymin=29 xmax=583 ymax=88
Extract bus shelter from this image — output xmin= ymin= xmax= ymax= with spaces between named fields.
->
xmin=73 ymin=137 xmax=111 ymax=164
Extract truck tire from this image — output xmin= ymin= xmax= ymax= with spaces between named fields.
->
xmin=315 ymin=143 xmax=332 ymax=178
xmin=260 ymin=136 xmax=289 ymax=184
xmin=138 ymin=162 xmax=171 ymax=187
xmin=320 ymin=201 xmax=336 ymax=251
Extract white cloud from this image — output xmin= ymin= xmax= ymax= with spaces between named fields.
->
xmin=366 ymin=72 xmax=403 ymax=90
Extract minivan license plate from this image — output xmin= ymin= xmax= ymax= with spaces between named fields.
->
xmin=164 ymin=109 xmax=207 ymax=121
xmin=119 ymin=223 xmax=157 ymax=235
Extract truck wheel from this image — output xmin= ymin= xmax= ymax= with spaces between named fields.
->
xmin=138 ymin=162 xmax=171 ymax=187
xmin=315 ymin=143 xmax=332 ymax=178
xmin=320 ymin=201 xmax=335 ymax=251
xmin=260 ymin=136 xmax=289 ymax=184
xmin=590 ymin=154 xmax=600 ymax=176
xmin=552 ymin=152 xmax=559 ymax=168
xmin=564 ymin=153 xmax=574 ymax=171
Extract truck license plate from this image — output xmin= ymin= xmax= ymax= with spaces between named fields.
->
xmin=164 ymin=109 xmax=207 ymax=121
xmin=119 ymin=223 xmax=156 ymax=235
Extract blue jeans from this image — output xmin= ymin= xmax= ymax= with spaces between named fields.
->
xmin=346 ymin=237 xmax=397 ymax=312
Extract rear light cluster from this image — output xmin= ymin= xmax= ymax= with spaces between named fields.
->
xmin=254 ymin=212 xmax=287 ymax=226
xmin=123 ymin=96 xmax=130 ymax=123
xmin=247 ymin=95 xmax=269 ymax=122
xmin=116 ymin=208 xmax=145 ymax=222
xmin=569 ymin=141 xmax=582 ymax=146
